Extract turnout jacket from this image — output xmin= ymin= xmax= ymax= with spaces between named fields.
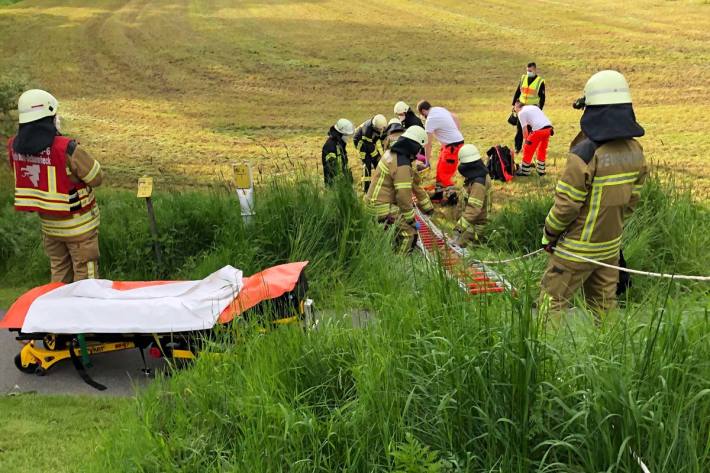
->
xmin=544 ymin=131 xmax=646 ymax=263
xmin=321 ymin=128 xmax=349 ymax=185
xmin=353 ymin=119 xmax=382 ymax=163
xmin=364 ymin=149 xmax=415 ymax=223
xmin=457 ymin=175 xmax=491 ymax=230
xmin=8 ymin=134 xmax=103 ymax=241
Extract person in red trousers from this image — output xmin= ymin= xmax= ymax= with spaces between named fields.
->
xmin=514 ymin=100 xmax=553 ymax=176
xmin=417 ymin=100 xmax=464 ymax=204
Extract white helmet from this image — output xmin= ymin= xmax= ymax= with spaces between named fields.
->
xmin=583 ymin=70 xmax=632 ymax=106
xmin=394 ymin=101 xmax=409 ymax=115
xmin=372 ymin=114 xmax=387 ymax=132
xmin=401 ymin=125 xmax=428 ymax=146
xmin=458 ymin=144 xmax=482 ymax=164
xmin=334 ymin=118 xmax=354 ymax=136
xmin=18 ymin=89 xmax=58 ymax=124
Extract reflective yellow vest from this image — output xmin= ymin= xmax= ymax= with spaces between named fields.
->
xmin=519 ymin=74 xmax=544 ymax=105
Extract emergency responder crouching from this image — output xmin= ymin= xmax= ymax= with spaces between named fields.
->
xmin=453 ymin=144 xmax=491 ymax=247
xmin=8 ymin=89 xmax=103 ymax=283
xmin=364 ymin=125 xmax=428 ymax=253
xmin=383 ymin=119 xmax=434 ymax=216
xmin=354 ymin=114 xmax=387 ymax=192
xmin=322 ymin=118 xmax=354 ymax=186
xmin=540 ymin=70 xmax=647 ymax=315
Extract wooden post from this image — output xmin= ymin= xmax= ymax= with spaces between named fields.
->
xmin=137 ymin=176 xmax=162 ymax=270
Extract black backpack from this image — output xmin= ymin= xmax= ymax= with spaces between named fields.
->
xmin=486 ymin=145 xmax=515 ymax=182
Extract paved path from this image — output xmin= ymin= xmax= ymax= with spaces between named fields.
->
xmin=0 ymin=310 xmax=164 ymax=396
xmin=0 ymin=308 xmax=364 ymax=397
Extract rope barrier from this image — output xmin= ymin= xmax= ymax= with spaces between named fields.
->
xmin=419 ymin=210 xmax=708 ymax=282
xmin=551 ymin=248 xmax=710 ymax=282
xmin=469 ymin=248 xmax=545 ymax=265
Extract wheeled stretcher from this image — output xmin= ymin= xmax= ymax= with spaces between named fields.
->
xmin=0 ymin=262 xmax=312 ymax=390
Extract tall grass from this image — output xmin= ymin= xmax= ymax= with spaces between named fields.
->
xmin=0 ymin=173 xmax=394 ymax=304
xmin=1 ymin=167 xmax=708 ymax=471
xmin=84 ymin=267 xmax=709 ymax=472
xmin=61 ymin=175 xmax=706 ymax=472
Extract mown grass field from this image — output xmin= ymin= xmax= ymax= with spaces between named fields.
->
xmin=1 ymin=0 xmax=709 ymax=200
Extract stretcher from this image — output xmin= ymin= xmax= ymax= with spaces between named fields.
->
xmin=0 ymin=262 xmax=313 ymax=390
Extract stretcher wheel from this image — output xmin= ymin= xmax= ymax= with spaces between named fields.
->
xmin=14 ymin=353 xmax=39 ymax=375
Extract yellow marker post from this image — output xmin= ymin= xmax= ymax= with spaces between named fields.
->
xmin=137 ymin=176 xmax=162 ymax=272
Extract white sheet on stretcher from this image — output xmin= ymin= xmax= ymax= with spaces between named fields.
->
xmin=21 ymin=266 xmax=243 ymax=334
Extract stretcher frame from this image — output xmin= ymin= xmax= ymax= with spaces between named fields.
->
xmin=3 ymin=262 xmax=314 ymax=390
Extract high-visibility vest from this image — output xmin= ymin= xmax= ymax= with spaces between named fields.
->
xmin=520 ymin=74 xmax=544 ymax=105
xmin=8 ymin=136 xmax=97 ymax=217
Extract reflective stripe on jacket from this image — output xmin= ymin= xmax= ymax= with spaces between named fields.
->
xmin=40 ymin=206 xmax=101 ymax=238
xmin=544 ymin=133 xmax=647 ymax=263
xmin=9 ymin=136 xmax=99 ymax=217
xmin=519 ymin=74 xmax=544 ymax=105
xmin=363 ymin=150 xmax=415 ymax=223
xmin=456 ymin=176 xmax=491 ymax=231
xmin=353 ymin=119 xmax=382 ymax=162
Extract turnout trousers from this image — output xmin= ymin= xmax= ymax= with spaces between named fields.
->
xmin=540 ymin=253 xmax=619 ymax=314
xmin=42 ymin=229 xmax=100 ymax=283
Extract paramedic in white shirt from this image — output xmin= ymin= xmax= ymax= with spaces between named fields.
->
xmin=416 ymin=100 xmax=464 ymax=203
xmin=514 ymin=100 xmax=554 ymax=176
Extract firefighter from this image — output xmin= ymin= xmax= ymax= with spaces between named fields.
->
xmin=353 ymin=114 xmax=388 ymax=192
xmin=8 ymin=89 xmax=103 ymax=283
xmin=540 ymin=70 xmax=647 ymax=315
xmin=383 ymin=119 xmax=434 ymax=216
xmin=322 ymin=118 xmax=354 ymax=186
xmin=511 ymin=62 xmax=546 ymax=155
xmin=382 ymin=118 xmax=404 ymax=150
xmin=364 ymin=125 xmax=428 ymax=253
xmin=394 ymin=101 xmax=424 ymax=129
xmin=416 ymin=100 xmax=463 ymax=205
xmin=453 ymin=144 xmax=491 ymax=247
xmin=513 ymin=100 xmax=554 ymax=176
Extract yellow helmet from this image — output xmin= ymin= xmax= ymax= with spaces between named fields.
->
xmin=394 ymin=101 xmax=409 ymax=115
xmin=583 ymin=70 xmax=632 ymax=106
xmin=458 ymin=144 xmax=481 ymax=164
xmin=401 ymin=125 xmax=428 ymax=146
xmin=372 ymin=114 xmax=388 ymax=132
xmin=18 ymin=89 xmax=58 ymax=124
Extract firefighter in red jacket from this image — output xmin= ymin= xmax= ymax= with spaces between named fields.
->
xmin=8 ymin=89 xmax=103 ymax=282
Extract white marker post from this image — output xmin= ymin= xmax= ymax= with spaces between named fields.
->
xmin=233 ymin=163 xmax=254 ymax=224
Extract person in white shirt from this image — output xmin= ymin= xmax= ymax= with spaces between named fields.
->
xmin=514 ymin=101 xmax=554 ymax=176
xmin=416 ymin=100 xmax=464 ymax=203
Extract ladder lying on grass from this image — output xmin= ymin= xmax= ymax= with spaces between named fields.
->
xmin=415 ymin=209 xmax=513 ymax=295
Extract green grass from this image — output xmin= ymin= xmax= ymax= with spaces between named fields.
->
xmin=1 ymin=163 xmax=708 ymax=472
xmin=51 ymin=176 xmax=702 ymax=472
xmin=0 ymin=394 xmax=130 ymax=473
xmin=83 ymin=269 xmax=710 ymax=472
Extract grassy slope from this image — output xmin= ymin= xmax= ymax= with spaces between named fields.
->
xmin=0 ymin=0 xmax=708 ymax=199
xmin=0 ymin=395 xmax=130 ymax=472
